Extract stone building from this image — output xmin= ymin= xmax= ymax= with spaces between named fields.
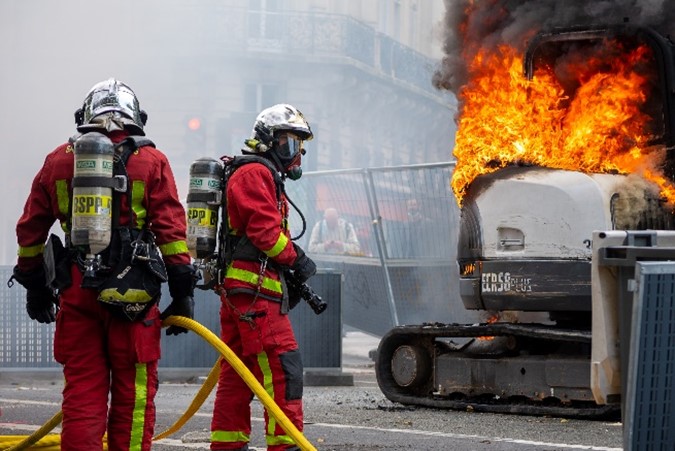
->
xmin=156 ymin=0 xmax=456 ymax=173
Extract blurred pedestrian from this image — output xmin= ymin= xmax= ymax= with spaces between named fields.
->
xmin=308 ymin=207 xmax=361 ymax=255
xmin=405 ymin=198 xmax=434 ymax=258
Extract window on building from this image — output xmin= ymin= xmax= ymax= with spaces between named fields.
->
xmin=303 ymin=125 xmax=318 ymax=172
xmin=393 ymin=0 xmax=401 ymax=41
xmin=410 ymin=1 xmax=418 ymax=47
xmin=377 ymin=0 xmax=388 ymax=34
xmin=248 ymin=0 xmax=282 ymax=40
xmin=244 ymin=83 xmax=281 ymax=113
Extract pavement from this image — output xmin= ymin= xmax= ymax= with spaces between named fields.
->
xmin=0 ymin=330 xmax=626 ymax=451
xmin=0 ymin=329 xmax=383 ymax=386
xmin=339 ymin=329 xmax=381 ymax=370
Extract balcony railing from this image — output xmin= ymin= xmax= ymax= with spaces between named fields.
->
xmin=213 ymin=9 xmax=441 ymax=96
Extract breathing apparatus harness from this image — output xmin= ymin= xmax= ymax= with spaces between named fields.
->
xmin=189 ymin=153 xmax=310 ymax=317
xmin=67 ymin=133 xmax=168 ymax=320
xmin=69 ymin=134 xmax=148 ymax=270
xmin=217 ymin=154 xmax=307 ymax=268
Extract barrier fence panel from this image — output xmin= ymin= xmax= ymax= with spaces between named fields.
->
xmin=368 ymin=164 xmax=458 ymax=261
xmin=286 ymin=162 xmax=480 ymax=337
xmin=289 ymin=271 xmax=343 ymax=369
xmin=624 ymin=262 xmax=675 ymax=451
xmin=1 ymin=161 xmax=469 ymax=366
xmin=160 ymin=271 xmax=343 ymax=369
xmin=159 ymin=287 xmax=221 ymax=368
xmin=0 ymin=267 xmax=58 ymax=369
xmin=0 ymin=266 xmax=342 ymax=371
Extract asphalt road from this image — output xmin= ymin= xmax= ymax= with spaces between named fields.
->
xmin=0 ymin=331 xmax=624 ymax=450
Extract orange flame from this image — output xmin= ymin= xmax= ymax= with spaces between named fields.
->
xmin=477 ymin=312 xmax=500 ymax=341
xmin=451 ymin=41 xmax=675 ymax=206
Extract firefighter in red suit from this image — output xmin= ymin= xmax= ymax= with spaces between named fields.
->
xmin=10 ymin=79 xmax=195 ymax=451
xmin=210 ymin=104 xmax=317 ymax=451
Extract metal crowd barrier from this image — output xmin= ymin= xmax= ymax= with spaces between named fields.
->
xmin=0 ymin=266 xmax=342 ymax=373
xmin=591 ymin=230 xmax=675 ymax=451
xmin=286 ymin=162 xmax=480 ymax=337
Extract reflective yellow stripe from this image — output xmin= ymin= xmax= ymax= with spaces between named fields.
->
xmin=132 ymin=181 xmax=146 ymax=228
xmin=210 ymin=430 xmax=250 ymax=443
xmin=159 ymin=240 xmax=189 ymax=256
xmin=266 ymin=433 xmax=296 ymax=446
xmin=226 ymin=267 xmax=282 ymax=293
xmin=18 ymin=244 xmax=44 ymax=258
xmin=264 ymin=232 xmax=289 ymax=258
xmin=98 ymin=288 xmax=154 ymax=304
xmin=258 ymin=352 xmax=295 ymax=446
xmin=56 ymin=179 xmax=70 ymax=233
xmin=258 ymin=352 xmax=276 ymax=437
xmin=130 ymin=363 xmax=148 ymax=450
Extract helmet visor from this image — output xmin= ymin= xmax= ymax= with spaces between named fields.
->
xmin=277 ymin=134 xmax=305 ymax=160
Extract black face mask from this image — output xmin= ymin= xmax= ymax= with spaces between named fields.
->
xmin=284 ymin=151 xmax=303 ymax=180
xmin=286 ymin=166 xmax=302 ymax=180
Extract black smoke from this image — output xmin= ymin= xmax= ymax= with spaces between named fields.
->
xmin=433 ymin=0 xmax=675 ymax=96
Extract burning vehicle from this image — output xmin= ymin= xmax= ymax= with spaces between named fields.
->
xmin=375 ymin=16 xmax=675 ymax=418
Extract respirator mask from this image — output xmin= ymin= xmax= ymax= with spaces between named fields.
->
xmin=278 ymin=135 xmax=305 ymax=180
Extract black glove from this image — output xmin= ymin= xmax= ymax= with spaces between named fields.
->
xmin=26 ymin=287 xmax=58 ymax=324
xmin=167 ymin=264 xmax=197 ymax=299
xmin=160 ymin=296 xmax=194 ymax=336
xmin=286 ymin=276 xmax=303 ymax=311
xmin=9 ymin=265 xmax=48 ymax=290
xmin=291 ymin=244 xmax=317 ymax=283
xmin=162 ymin=264 xmax=197 ymax=335
xmin=9 ymin=266 xmax=57 ymax=324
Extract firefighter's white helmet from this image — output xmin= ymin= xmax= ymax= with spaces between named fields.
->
xmin=75 ymin=78 xmax=147 ymax=135
xmin=247 ymin=104 xmax=313 ymax=154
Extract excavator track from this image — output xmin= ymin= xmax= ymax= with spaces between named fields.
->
xmin=375 ymin=323 xmax=620 ymax=420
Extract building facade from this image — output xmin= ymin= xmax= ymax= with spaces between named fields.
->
xmin=153 ymin=0 xmax=455 ymax=175
xmin=0 ymin=0 xmax=455 ymax=265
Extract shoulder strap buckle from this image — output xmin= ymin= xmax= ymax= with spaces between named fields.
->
xmin=113 ymin=175 xmax=128 ymax=192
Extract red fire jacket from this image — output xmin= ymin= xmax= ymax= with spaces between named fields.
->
xmin=223 ymin=162 xmax=298 ymax=300
xmin=16 ymin=131 xmax=190 ymax=272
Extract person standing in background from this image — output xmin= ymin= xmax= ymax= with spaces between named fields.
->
xmin=308 ymin=207 xmax=361 ymax=255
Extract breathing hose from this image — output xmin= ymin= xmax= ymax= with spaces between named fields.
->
xmin=0 ymin=316 xmax=317 ymax=451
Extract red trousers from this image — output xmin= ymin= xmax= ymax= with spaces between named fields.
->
xmin=211 ymin=292 xmax=304 ymax=451
xmin=54 ymin=264 xmax=161 ymax=451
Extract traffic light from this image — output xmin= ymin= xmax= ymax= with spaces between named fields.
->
xmin=184 ymin=116 xmax=206 ymax=152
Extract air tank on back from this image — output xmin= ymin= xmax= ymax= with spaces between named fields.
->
xmin=70 ymin=132 xmax=115 ymax=256
xmin=186 ymin=157 xmax=223 ymax=259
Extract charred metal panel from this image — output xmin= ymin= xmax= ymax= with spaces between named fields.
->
xmin=478 ymin=260 xmax=591 ymax=312
xmin=457 ymin=203 xmax=482 ymax=261
xmin=435 ymin=354 xmax=593 ymax=402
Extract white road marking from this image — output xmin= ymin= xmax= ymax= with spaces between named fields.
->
xmin=0 ymin=398 xmax=60 ymax=407
xmin=307 ymin=422 xmax=623 ymax=451
xmin=1 ymin=400 xmax=621 ymax=450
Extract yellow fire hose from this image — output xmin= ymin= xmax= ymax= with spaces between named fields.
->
xmin=0 ymin=316 xmax=317 ymax=451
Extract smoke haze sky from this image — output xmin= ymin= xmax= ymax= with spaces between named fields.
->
xmin=433 ymin=0 xmax=675 ymax=95
xmin=5 ymin=2 xmax=672 ymax=265
xmin=0 ymin=1 xmax=452 ymax=265
xmin=0 ymin=1 xmax=203 ymax=263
